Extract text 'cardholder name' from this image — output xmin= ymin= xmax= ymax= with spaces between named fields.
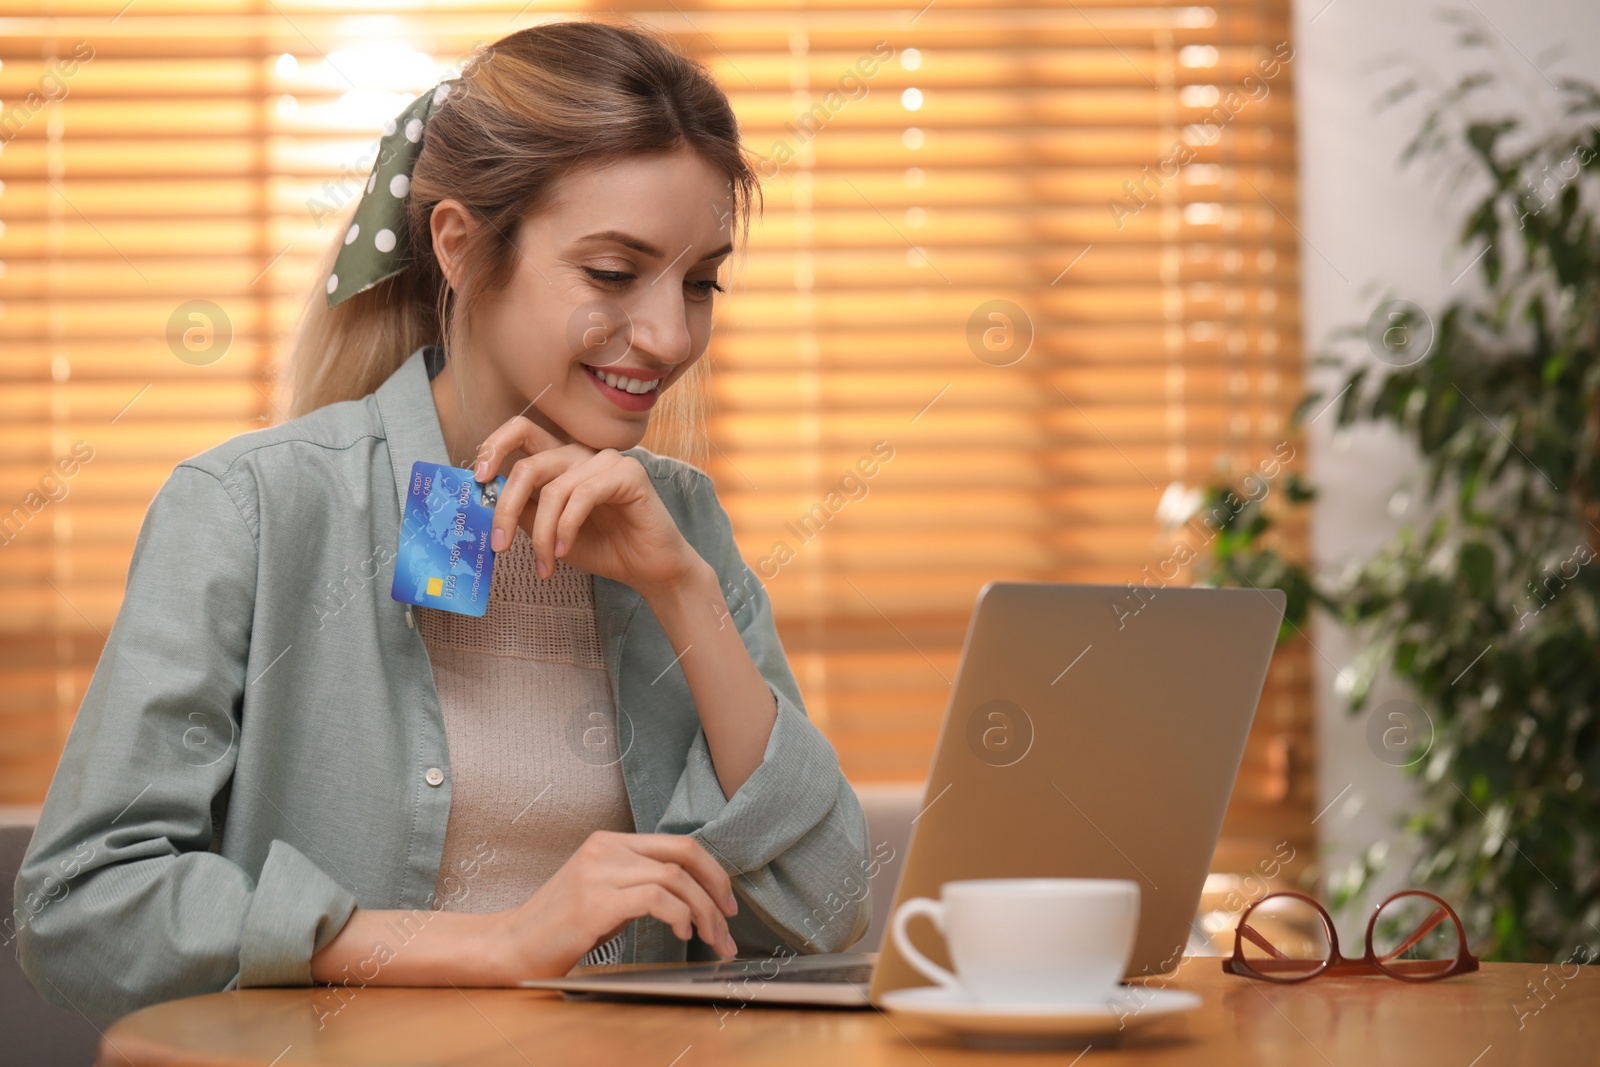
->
xmin=391 ymin=460 xmax=507 ymax=617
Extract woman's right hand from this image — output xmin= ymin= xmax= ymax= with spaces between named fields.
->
xmin=489 ymin=830 xmax=741 ymax=981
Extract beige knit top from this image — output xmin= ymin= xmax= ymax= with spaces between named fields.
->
xmin=416 ymin=527 xmax=635 ymax=966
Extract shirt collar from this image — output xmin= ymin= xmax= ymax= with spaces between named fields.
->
xmin=370 ymin=342 xmax=646 ymax=638
xmin=373 ymin=344 xmax=453 ymax=516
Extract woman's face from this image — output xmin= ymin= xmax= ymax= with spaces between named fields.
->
xmin=432 ymin=148 xmax=735 ymax=455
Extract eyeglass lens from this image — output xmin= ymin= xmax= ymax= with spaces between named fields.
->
xmin=1370 ymin=891 xmax=1466 ymax=978
xmin=1238 ymin=895 xmax=1333 ymax=978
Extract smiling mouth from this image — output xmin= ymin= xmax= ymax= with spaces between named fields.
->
xmin=582 ymin=364 xmax=662 ymax=394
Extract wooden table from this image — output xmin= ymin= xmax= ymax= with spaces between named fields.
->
xmin=95 ymin=958 xmax=1599 ymax=1066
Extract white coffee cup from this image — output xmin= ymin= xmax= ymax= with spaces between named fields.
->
xmin=891 ymin=878 xmax=1139 ymax=1006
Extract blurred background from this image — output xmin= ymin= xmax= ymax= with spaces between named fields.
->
xmin=2 ymin=0 xmax=1596 ymax=969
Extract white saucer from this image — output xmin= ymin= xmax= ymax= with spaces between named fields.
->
xmin=878 ymin=985 xmax=1202 ymax=1049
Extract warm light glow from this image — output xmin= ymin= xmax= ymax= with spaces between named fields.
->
xmin=322 ymin=40 xmax=441 ymax=128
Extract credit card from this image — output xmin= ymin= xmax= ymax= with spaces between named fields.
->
xmin=391 ymin=460 xmax=507 ymax=617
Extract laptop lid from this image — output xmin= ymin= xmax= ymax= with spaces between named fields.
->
xmin=866 ymin=580 xmax=1284 ymax=1002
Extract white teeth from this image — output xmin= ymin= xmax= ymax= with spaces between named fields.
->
xmin=586 ymin=365 xmax=659 ymax=394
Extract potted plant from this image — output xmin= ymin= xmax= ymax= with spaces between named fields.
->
xmin=1181 ymin=35 xmax=1600 ymax=963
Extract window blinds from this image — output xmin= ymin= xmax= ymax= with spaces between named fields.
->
xmin=0 ymin=0 xmax=1311 ymax=878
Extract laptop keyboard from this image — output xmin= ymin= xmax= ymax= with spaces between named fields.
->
xmin=689 ymin=961 xmax=874 ymax=985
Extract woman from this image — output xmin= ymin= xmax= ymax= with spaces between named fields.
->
xmin=15 ymin=19 xmax=873 ymax=1022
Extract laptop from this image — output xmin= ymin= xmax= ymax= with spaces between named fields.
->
xmin=520 ymin=580 xmax=1286 ymax=1007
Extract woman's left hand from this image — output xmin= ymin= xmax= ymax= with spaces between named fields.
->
xmin=474 ymin=415 xmax=703 ymax=597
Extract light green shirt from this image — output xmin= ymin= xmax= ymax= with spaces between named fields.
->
xmin=14 ymin=345 xmax=872 ymax=1021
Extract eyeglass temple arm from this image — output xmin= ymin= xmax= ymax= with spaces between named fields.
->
xmin=1376 ymin=906 xmax=1449 ymax=962
xmin=1238 ymin=922 xmax=1292 ymax=960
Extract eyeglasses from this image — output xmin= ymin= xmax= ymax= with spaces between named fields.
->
xmin=1223 ymin=890 xmax=1480 ymax=982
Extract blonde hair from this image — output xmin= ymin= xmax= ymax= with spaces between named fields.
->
xmin=282 ymin=18 xmax=760 ymax=468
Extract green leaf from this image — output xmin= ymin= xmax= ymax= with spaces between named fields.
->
xmin=1202 ymin=55 xmax=1600 ymax=962
xmin=1465 ymin=119 xmax=1516 ymax=177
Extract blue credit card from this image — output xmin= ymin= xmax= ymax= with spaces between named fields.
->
xmin=391 ymin=460 xmax=507 ymax=617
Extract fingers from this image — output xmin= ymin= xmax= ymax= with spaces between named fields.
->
xmin=507 ymin=832 xmax=746 ymax=977
xmin=527 ymin=450 xmax=630 ymax=577
xmin=619 ymin=833 xmax=739 ymax=918
xmin=491 ymin=445 xmax=592 ymax=555
xmin=475 ymin=414 xmax=589 ymax=555
xmin=614 ymin=857 xmax=737 ymax=957
xmin=612 ymin=884 xmax=701 ymax=948
xmin=553 ymin=454 xmax=652 ymax=564
xmin=472 ymin=414 xmax=567 ymax=483
xmin=493 ymin=449 xmax=563 ymax=554
xmin=592 ymin=832 xmax=741 ymax=956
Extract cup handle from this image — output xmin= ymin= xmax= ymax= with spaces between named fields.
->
xmin=891 ymin=896 xmax=961 ymax=990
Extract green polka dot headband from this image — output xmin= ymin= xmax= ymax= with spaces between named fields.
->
xmin=326 ymin=79 xmax=458 ymax=308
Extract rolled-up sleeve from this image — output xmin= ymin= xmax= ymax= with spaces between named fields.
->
xmin=654 ymin=474 xmax=873 ymax=956
xmin=14 ymin=464 xmax=357 ymax=1023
